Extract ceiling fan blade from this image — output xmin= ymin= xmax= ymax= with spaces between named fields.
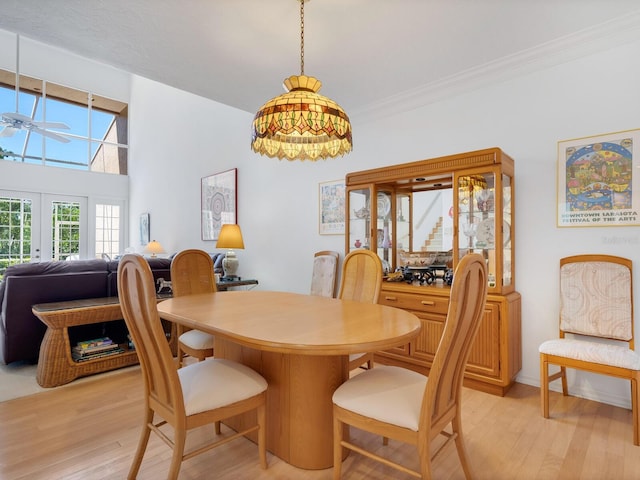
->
xmin=31 ymin=120 xmax=70 ymax=130
xmin=0 ymin=126 xmax=18 ymax=138
xmin=1 ymin=111 xmax=32 ymax=123
xmin=31 ymin=126 xmax=70 ymax=143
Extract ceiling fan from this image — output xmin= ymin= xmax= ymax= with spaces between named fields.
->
xmin=0 ymin=112 xmax=70 ymax=143
xmin=0 ymin=34 xmax=71 ymax=144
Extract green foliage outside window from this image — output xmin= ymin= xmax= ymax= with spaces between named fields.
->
xmin=0 ymin=198 xmax=32 ymax=279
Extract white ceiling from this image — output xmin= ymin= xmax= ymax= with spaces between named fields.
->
xmin=1 ymin=0 xmax=639 ymax=118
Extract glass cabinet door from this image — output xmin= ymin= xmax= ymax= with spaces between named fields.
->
xmin=456 ymin=172 xmax=499 ymax=291
xmin=347 ymin=186 xmax=372 ymax=254
xmin=502 ymin=173 xmax=513 ymax=289
xmin=376 ymin=190 xmax=393 ymax=273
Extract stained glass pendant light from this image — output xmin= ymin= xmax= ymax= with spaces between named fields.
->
xmin=251 ymin=0 xmax=352 ymax=161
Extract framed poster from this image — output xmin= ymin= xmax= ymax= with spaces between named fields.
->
xmin=139 ymin=213 xmax=150 ymax=245
xmin=319 ymin=179 xmax=345 ymax=235
xmin=201 ymin=168 xmax=237 ymax=240
xmin=557 ymin=129 xmax=640 ymax=227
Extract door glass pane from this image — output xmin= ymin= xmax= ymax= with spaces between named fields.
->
xmin=0 ymin=196 xmax=32 ymax=278
xmin=95 ymin=204 xmax=120 ymax=260
xmin=52 ymin=201 xmax=80 ymax=261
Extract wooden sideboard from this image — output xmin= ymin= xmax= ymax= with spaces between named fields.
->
xmin=376 ymin=282 xmax=521 ymax=396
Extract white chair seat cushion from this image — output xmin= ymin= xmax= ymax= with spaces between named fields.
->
xmin=179 ymin=329 xmax=214 ymax=350
xmin=539 ymin=338 xmax=640 ymax=370
xmin=178 ymin=358 xmax=268 ymax=416
xmin=333 ymin=365 xmax=427 ymax=431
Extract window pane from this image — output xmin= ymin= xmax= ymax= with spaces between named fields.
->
xmin=91 ymin=142 xmax=127 ymax=174
xmin=45 ymin=137 xmax=90 ymax=169
xmin=95 ymin=203 xmax=120 ymax=260
xmin=90 ymin=108 xmax=115 ymax=142
xmin=45 ymin=94 xmax=86 ymax=137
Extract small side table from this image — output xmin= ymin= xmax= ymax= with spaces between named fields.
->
xmin=216 ymin=278 xmax=258 ymax=291
xmin=32 ymin=295 xmax=175 ymax=387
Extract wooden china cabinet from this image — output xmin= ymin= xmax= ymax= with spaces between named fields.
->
xmin=345 ymin=147 xmax=521 ymax=396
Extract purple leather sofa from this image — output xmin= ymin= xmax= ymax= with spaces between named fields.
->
xmin=0 ymin=257 xmax=174 ymax=365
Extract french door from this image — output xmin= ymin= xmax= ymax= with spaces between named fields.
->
xmin=42 ymin=194 xmax=88 ymax=261
xmin=0 ymin=191 xmax=87 ymax=271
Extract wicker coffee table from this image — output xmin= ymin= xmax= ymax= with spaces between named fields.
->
xmin=32 ymin=296 xmax=174 ymax=387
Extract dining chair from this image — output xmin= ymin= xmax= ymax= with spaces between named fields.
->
xmin=171 ymin=249 xmax=216 ymax=367
xmin=338 ymin=249 xmax=383 ymax=371
xmin=310 ymin=250 xmax=340 ymax=297
xmin=539 ymin=254 xmax=640 ymax=445
xmin=332 ymin=253 xmax=487 ymax=479
xmin=117 ymin=254 xmax=268 ymax=479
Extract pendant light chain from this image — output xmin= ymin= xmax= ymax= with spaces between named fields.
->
xmin=299 ymin=0 xmax=305 ymax=76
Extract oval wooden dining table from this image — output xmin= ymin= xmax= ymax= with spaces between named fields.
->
xmin=157 ymin=290 xmax=421 ymax=470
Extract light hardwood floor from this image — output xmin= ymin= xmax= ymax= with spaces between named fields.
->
xmin=0 ymin=366 xmax=638 ymax=479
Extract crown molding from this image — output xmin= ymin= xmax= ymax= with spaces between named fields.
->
xmin=351 ymin=10 xmax=640 ymax=124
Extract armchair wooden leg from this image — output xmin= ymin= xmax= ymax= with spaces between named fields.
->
xmin=632 ymin=376 xmax=639 ymax=446
xmin=560 ymin=366 xmax=568 ymax=395
xmin=333 ymin=414 xmax=344 ymax=480
xmin=540 ymin=354 xmax=550 ymax=418
xmin=128 ymin=409 xmax=153 ymax=480
xmin=168 ymin=430 xmax=187 ymax=480
xmin=452 ymin=413 xmax=473 ymax=480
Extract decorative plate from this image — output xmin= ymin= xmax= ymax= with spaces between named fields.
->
xmin=377 ymin=193 xmax=391 ymax=219
xmin=475 ymin=219 xmax=510 ymax=247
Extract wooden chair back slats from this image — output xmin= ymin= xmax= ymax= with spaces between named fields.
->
xmin=171 ymin=249 xmax=217 ymax=297
xmin=338 ymin=249 xmax=382 ymax=304
xmin=423 ymin=254 xmax=488 ymax=432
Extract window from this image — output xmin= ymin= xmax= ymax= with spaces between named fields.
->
xmin=0 ymin=68 xmax=128 ymax=174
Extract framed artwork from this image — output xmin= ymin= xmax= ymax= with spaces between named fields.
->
xmin=319 ymin=179 xmax=345 ymax=235
xmin=557 ymin=128 xmax=640 ymax=227
xmin=139 ymin=213 xmax=150 ymax=245
xmin=201 ymin=168 xmax=237 ymax=240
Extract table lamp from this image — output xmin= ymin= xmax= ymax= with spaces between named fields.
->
xmin=216 ymin=224 xmax=244 ymax=279
xmin=143 ymin=240 xmax=165 ymax=258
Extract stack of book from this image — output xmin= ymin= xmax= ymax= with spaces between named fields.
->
xmin=72 ymin=337 xmax=124 ymax=362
